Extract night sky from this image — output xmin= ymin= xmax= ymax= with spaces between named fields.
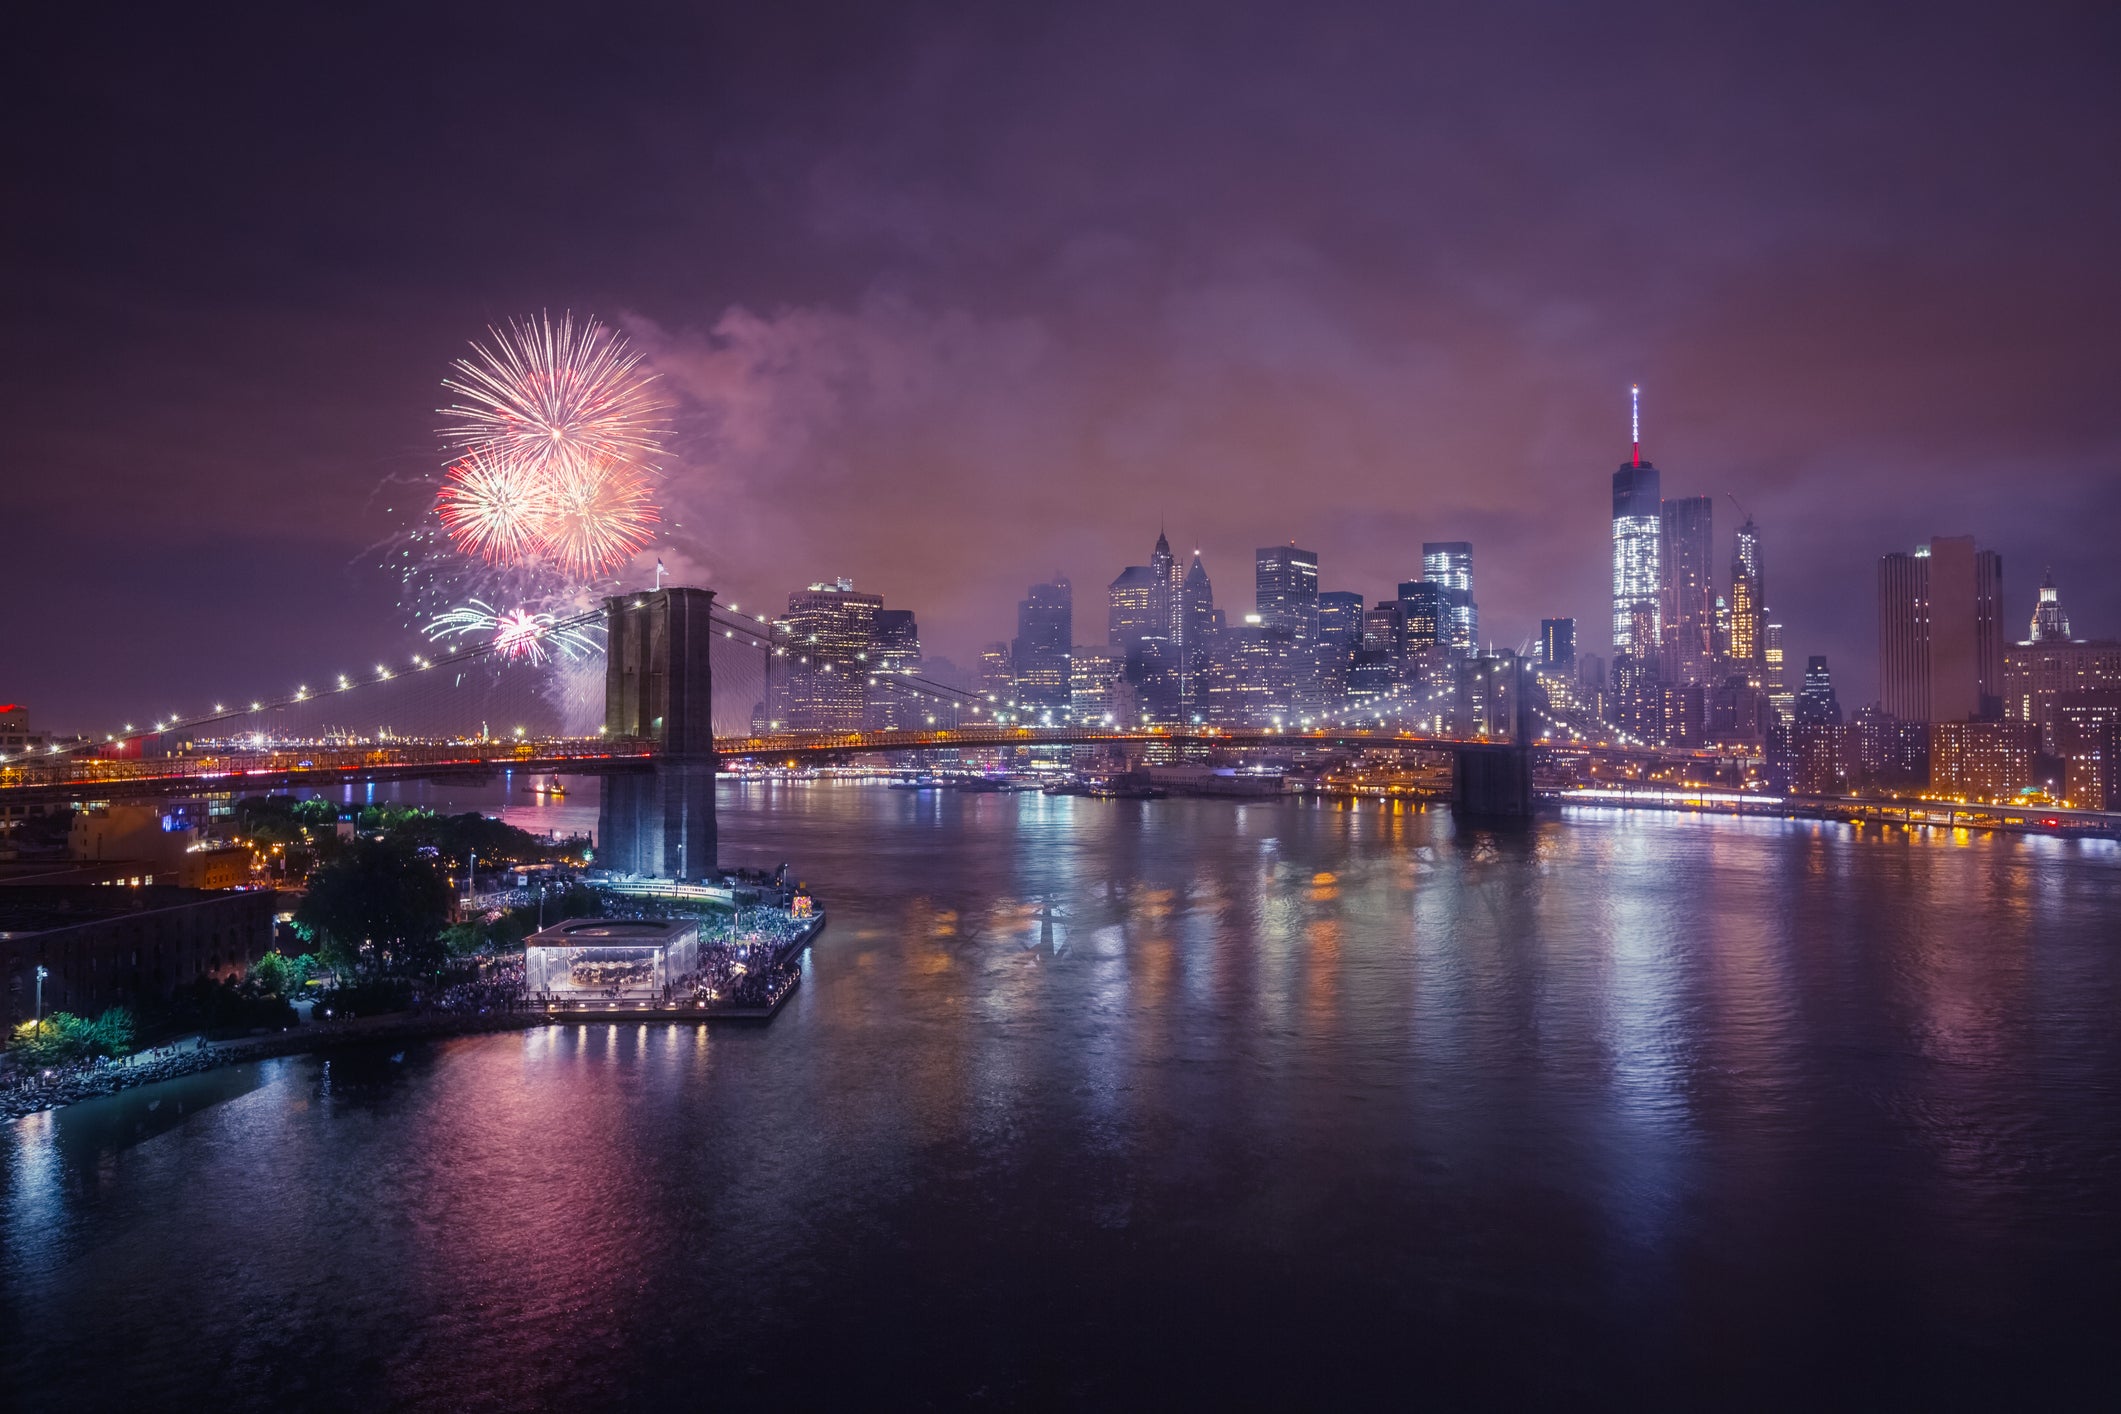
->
xmin=7 ymin=2 xmax=2119 ymax=729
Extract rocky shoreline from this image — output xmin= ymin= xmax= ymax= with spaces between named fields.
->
xmin=1 ymin=1012 xmax=548 ymax=1121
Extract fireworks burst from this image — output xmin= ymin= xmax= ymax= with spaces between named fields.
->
xmin=434 ymin=445 xmax=555 ymax=563
xmin=424 ymin=600 xmax=605 ymax=667
xmin=383 ymin=310 xmax=668 ymax=728
xmin=541 ymin=451 xmax=659 ymax=579
xmin=432 ymin=312 xmax=668 ymax=579
xmin=441 ymin=310 xmax=669 ymax=468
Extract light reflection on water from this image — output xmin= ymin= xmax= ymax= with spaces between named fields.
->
xmin=5 ymin=786 xmax=2121 ymax=1407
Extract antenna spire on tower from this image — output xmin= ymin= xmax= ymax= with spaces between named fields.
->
xmin=1631 ymin=384 xmax=1641 ymax=468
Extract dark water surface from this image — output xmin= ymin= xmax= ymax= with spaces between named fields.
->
xmin=7 ymin=785 xmax=2121 ymax=1409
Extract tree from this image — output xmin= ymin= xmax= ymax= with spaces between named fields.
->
xmin=293 ymin=837 xmax=454 ymax=976
xmin=86 ymin=1007 xmax=135 ymax=1057
xmin=8 ymin=1008 xmax=135 ymax=1066
xmin=248 ymin=951 xmax=297 ymax=995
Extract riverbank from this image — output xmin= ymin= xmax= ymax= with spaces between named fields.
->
xmin=1 ymin=1011 xmax=547 ymax=1121
xmin=5 ymin=912 xmax=830 ymax=1119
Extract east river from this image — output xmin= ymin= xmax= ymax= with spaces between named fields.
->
xmin=6 ymin=782 xmax=2120 ymax=1408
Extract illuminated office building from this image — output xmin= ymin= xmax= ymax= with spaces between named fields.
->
xmin=1109 ymin=540 xmax=1178 ymax=721
xmin=1764 ymin=623 xmax=1792 ymax=721
xmin=1362 ymin=600 xmax=1405 ymax=658
xmin=1422 ymin=542 xmax=1477 ymax=657
xmin=1069 ymin=645 xmax=1130 ymax=727
xmin=978 ymin=642 xmax=1014 ymax=703
xmin=1878 ymin=536 xmax=2004 ymax=724
xmin=1178 ymin=552 xmax=1218 ymax=718
xmin=1659 ymin=496 xmax=1715 ymax=687
xmin=1797 ymin=655 xmax=1842 ymax=725
xmin=1205 ymin=618 xmax=1278 ymax=727
xmin=867 ymin=608 xmax=923 ymax=729
xmin=1729 ymin=516 xmax=1765 ymax=676
xmin=1539 ymin=618 xmax=1576 ymax=676
xmin=1256 ymin=543 xmax=1321 ymax=715
xmin=777 ymin=579 xmax=882 ymax=731
xmin=1317 ymin=590 xmax=1367 ymax=704
xmin=1610 ymin=387 xmax=1662 ymax=658
xmin=1012 ymin=577 xmax=1073 ymax=717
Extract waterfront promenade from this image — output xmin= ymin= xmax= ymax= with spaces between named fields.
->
xmin=0 ymin=1011 xmax=545 ymax=1121
xmin=4 ymin=909 xmax=826 ymax=1119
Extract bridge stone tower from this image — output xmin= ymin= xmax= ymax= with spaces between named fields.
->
xmin=599 ymin=587 xmax=718 ymax=880
xmin=1451 ymin=654 xmax=1537 ymax=819
xmin=605 ymin=586 xmax=718 ymax=755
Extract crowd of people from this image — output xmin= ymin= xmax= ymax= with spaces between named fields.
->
xmin=431 ymin=956 xmax=529 ymax=1015
xmin=686 ymin=907 xmax=813 ymax=1006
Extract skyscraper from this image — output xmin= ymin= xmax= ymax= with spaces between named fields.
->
xmin=978 ymin=642 xmax=1014 ymax=702
xmin=1012 ymin=577 xmax=1072 ymax=717
xmin=778 ymin=578 xmax=883 ymax=731
xmin=1069 ymin=644 xmax=1130 ymax=727
xmin=1255 ymin=544 xmax=1320 ymax=648
xmin=1764 ymin=622 xmax=1792 ymax=721
xmin=1729 ymin=515 xmax=1765 ymax=674
xmin=1317 ymin=589 xmax=1367 ymax=706
xmin=1879 ymin=536 xmax=2004 ymax=724
xmin=1177 ymin=551 xmax=1217 ymax=719
xmin=1659 ymin=496 xmax=1715 ymax=687
xmin=1539 ymin=618 xmax=1577 ymax=675
xmin=1398 ymin=582 xmax=1443 ymax=651
xmin=1399 ymin=580 xmax=1452 ymax=692
xmin=1798 ymin=655 xmax=1842 ymax=724
xmin=1205 ymin=618 xmax=1277 ymax=727
xmin=867 ymin=608 xmax=922 ymax=729
xmin=1256 ymin=543 xmax=1321 ymax=715
xmin=1363 ymin=601 xmax=1406 ymax=656
xmin=1111 ymin=532 xmax=1181 ymax=720
xmin=1421 ymin=542 xmax=1477 ymax=656
xmin=1611 ymin=387 xmax=1662 ymax=659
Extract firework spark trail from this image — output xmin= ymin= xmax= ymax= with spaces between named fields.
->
xmin=423 ymin=600 xmax=605 ymax=667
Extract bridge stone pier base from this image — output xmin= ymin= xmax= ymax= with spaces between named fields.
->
xmin=1451 ymin=655 xmax=1537 ymax=821
xmin=1452 ymin=743 xmax=1535 ymax=819
xmin=599 ymin=587 xmax=718 ymax=879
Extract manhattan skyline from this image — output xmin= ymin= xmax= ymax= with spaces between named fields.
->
xmin=7 ymin=3 xmax=2119 ymax=729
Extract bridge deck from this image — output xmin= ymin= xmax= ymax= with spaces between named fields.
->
xmin=0 ymin=726 xmax=1721 ymax=805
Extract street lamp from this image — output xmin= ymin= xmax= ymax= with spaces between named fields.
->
xmin=34 ymin=964 xmax=49 ymax=1038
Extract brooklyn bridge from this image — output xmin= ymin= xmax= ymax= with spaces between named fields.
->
xmin=0 ymin=586 xmax=1730 ymax=871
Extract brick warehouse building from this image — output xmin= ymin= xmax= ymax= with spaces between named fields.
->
xmin=0 ymin=885 xmax=282 ymax=1023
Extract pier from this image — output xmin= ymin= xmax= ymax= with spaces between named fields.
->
xmin=532 ymin=908 xmax=825 ymax=1024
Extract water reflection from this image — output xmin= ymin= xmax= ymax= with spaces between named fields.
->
xmin=6 ymin=787 xmax=2121 ymax=1406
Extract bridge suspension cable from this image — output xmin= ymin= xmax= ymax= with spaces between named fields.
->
xmin=12 ymin=605 xmax=613 ymax=767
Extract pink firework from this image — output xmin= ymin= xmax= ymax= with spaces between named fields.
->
xmin=434 ymin=446 xmax=553 ymax=563
xmin=539 ymin=451 xmax=660 ymax=579
xmin=432 ymin=311 xmax=668 ymax=582
xmin=491 ymin=608 xmax=553 ymax=662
